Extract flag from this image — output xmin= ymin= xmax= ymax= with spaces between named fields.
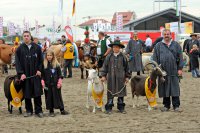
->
xmin=0 ymin=17 xmax=3 ymax=37
xmin=65 ymin=26 xmax=73 ymax=42
xmin=72 ymin=0 xmax=76 ymax=16
xmin=176 ymin=0 xmax=181 ymax=16
xmin=58 ymin=0 xmax=63 ymax=16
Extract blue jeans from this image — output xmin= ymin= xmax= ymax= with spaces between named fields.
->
xmin=191 ymin=68 xmax=200 ymax=78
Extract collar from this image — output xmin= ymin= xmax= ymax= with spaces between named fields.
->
xmin=113 ymin=52 xmax=120 ymax=57
xmin=162 ymin=39 xmax=172 ymax=46
xmin=101 ymin=37 xmax=105 ymax=41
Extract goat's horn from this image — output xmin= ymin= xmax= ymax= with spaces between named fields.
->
xmin=145 ymin=60 xmax=158 ymax=68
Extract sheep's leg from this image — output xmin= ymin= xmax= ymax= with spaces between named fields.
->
xmin=136 ymin=96 xmax=140 ymax=107
xmin=19 ymin=107 xmax=22 ymax=114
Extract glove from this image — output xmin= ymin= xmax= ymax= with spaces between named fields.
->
xmin=57 ymin=78 xmax=62 ymax=89
xmin=41 ymin=80 xmax=45 ymax=89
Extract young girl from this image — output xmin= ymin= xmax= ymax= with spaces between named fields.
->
xmin=41 ymin=50 xmax=68 ymax=117
xmin=189 ymin=44 xmax=200 ymax=78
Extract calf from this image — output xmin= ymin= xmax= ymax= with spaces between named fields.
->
xmin=4 ymin=75 xmax=23 ymax=114
xmin=130 ymin=61 xmax=166 ymax=111
xmin=86 ymin=69 xmax=104 ymax=113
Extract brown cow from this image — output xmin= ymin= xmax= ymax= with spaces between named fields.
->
xmin=0 ymin=44 xmax=13 ymax=76
xmin=48 ymin=44 xmax=64 ymax=67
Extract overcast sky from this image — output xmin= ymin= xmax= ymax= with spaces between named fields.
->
xmin=1 ymin=0 xmax=200 ymax=39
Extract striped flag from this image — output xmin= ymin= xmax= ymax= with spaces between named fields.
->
xmin=72 ymin=0 xmax=76 ymax=16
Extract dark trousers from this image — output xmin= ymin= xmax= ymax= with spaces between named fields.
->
xmin=63 ymin=59 xmax=73 ymax=77
xmin=105 ymin=97 xmax=125 ymax=111
xmin=163 ymin=96 xmax=180 ymax=109
xmin=137 ymin=71 xmax=140 ymax=75
xmin=3 ymin=65 xmax=8 ymax=73
xmin=25 ymin=96 xmax=42 ymax=114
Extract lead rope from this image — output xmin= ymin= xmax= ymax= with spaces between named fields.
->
xmin=107 ymin=85 xmax=126 ymax=96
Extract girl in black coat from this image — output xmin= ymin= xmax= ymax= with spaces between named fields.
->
xmin=42 ymin=50 xmax=68 ymax=117
xmin=189 ymin=44 xmax=200 ymax=78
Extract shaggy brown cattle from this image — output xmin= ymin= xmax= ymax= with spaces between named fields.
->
xmin=0 ymin=44 xmax=13 ymax=75
xmin=48 ymin=44 xmax=64 ymax=67
xmin=78 ymin=45 xmax=97 ymax=79
xmin=4 ymin=75 xmax=23 ymax=114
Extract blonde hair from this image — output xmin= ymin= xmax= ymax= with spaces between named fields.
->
xmin=44 ymin=49 xmax=60 ymax=69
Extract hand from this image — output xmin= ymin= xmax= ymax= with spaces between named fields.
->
xmin=20 ymin=74 xmax=26 ymax=81
xmin=178 ymin=70 xmax=182 ymax=76
xmin=57 ymin=78 xmax=62 ymax=89
xmin=41 ymin=80 xmax=45 ymax=89
xmin=36 ymin=71 xmax=41 ymax=77
xmin=125 ymin=78 xmax=129 ymax=84
xmin=100 ymin=77 xmax=106 ymax=82
xmin=57 ymin=83 xmax=61 ymax=89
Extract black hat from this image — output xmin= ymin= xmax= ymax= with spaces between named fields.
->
xmin=108 ymin=40 xmax=125 ymax=48
xmin=190 ymin=33 xmax=197 ymax=37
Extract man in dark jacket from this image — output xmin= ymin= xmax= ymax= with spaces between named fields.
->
xmin=15 ymin=31 xmax=44 ymax=117
xmin=125 ymin=32 xmax=143 ymax=75
xmin=153 ymin=29 xmax=184 ymax=112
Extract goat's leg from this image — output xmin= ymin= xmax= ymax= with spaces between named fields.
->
xmin=19 ymin=107 xmax=22 ymax=114
xmin=81 ymin=67 xmax=84 ymax=79
xmin=86 ymin=93 xmax=90 ymax=109
xmin=8 ymin=100 xmax=11 ymax=113
xmin=132 ymin=95 xmax=136 ymax=108
xmin=92 ymin=106 xmax=96 ymax=113
xmin=147 ymin=101 xmax=152 ymax=111
xmin=101 ymin=104 xmax=105 ymax=112
xmin=10 ymin=105 xmax=13 ymax=114
xmin=136 ymin=96 xmax=140 ymax=107
xmin=86 ymin=70 xmax=89 ymax=79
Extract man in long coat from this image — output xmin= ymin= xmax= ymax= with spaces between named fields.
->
xmin=125 ymin=32 xmax=143 ymax=75
xmin=100 ymin=40 xmax=131 ymax=114
xmin=15 ymin=31 xmax=43 ymax=117
xmin=153 ymin=29 xmax=184 ymax=112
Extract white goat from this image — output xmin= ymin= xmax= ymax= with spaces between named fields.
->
xmin=86 ymin=69 xmax=104 ymax=113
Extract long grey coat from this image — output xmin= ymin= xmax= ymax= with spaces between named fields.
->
xmin=100 ymin=53 xmax=131 ymax=98
xmin=125 ymin=39 xmax=143 ymax=72
xmin=153 ymin=40 xmax=184 ymax=97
